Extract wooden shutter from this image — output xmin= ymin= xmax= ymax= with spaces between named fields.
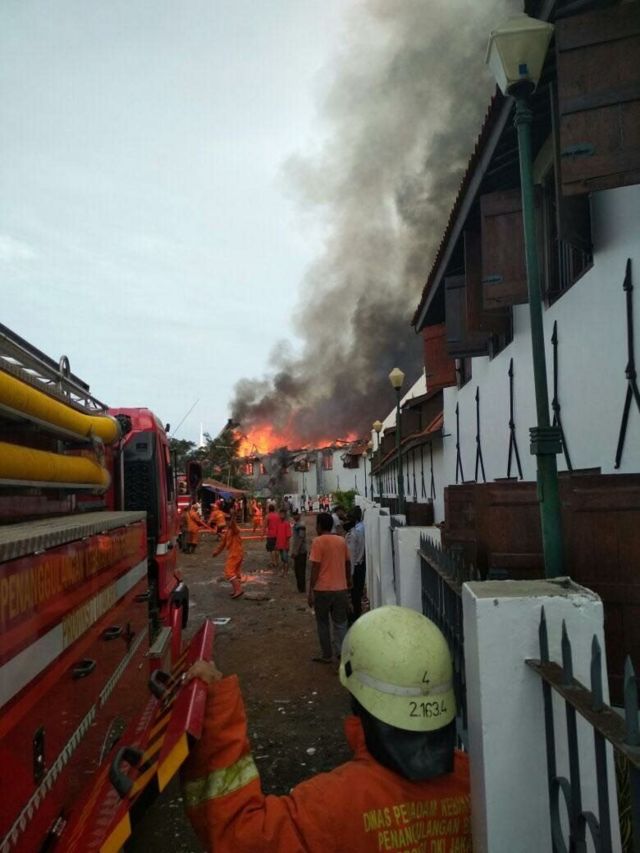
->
xmin=550 ymin=91 xmax=592 ymax=253
xmin=445 ymin=275 xmax=490 ymax=358
xmin=480 ymin=189 xmax=528 ymax=308
xmin=422 ymin=324 xmax=456 ymax=389
xmin=400 ymin=408 xmax=420 ymax=437
xmin=464 ymin=230 xmax=511 ymax=333
xmin=556 ymin=3 xmax=640 ymax=195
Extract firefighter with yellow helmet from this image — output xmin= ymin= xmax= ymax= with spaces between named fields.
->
xmin=182 ymin=605 xmax=471 ymax=851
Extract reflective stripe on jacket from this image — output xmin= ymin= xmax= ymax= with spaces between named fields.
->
xmin=182 ymin=676 xmax=472 ymax=852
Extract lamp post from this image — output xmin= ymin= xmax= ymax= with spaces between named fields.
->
xmin=388 ymin=368 xmax=405 ymax=515
xmin=372 ymin=420 xmax=383 ymax=502
xmin=366 ymin=439 xmax=373 ymax=500
xmin=486 ymin=14 xmax=563 ymax=578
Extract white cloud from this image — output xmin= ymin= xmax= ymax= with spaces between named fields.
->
xmin=0 ymin=234 xmax=37 ymax=263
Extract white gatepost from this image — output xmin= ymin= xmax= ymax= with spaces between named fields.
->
xmin=378 ymin=512 xmax=396 ymax=606
xmin=392 ymin=527 xmax=425 ymax=612
xmin=363 ymin=505 xmax=383 ymax=609
xmin=462 ymin=578 xmax=620 ymax=853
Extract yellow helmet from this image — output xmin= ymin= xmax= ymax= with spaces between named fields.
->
xmin=339 ymin=605 xmax=456 ymax=733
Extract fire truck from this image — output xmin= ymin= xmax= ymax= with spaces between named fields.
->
xmin=0 ymin=325 xmax=212 ymax=852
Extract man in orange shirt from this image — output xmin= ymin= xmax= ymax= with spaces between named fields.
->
xmin=275 ymin=507 xmax=292 ymax=577
xmin=182 ymin=606 xmax=471 ymax=852
xmin=263 ymin=503 xmax=280 ymax=569
xmin=308 ymin=511 xmax=351 ymax=664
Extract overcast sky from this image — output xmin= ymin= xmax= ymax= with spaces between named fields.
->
xmin=0 ymin=0 xmax=349 ymax=443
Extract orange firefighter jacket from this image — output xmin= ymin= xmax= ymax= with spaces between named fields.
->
xmin=186 ymin=509 xmax=203 ymax=532
xmin=213 ymin=525 xmax=243 ymax=557
xmin=209 ymin=508 xmax=227 ymax=531
xmin=182 ymin=676 xmax=472 ymax=853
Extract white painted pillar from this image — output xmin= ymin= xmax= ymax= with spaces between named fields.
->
xmin=363 ymin=506 xmax=382 ymax=609
xmin=378 ymin=511 xmax=396 ymax=606
xmin=462 ymin=578 xmax=620 ymax=853
xmin=392 ymin=526 xmax=424 ymax=612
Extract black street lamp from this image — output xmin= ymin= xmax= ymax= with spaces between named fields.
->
xmin=388 ymin=367 xmax=406 ymax=515
xmin=373 ymin=420 xmax=383 ymax=501
xmin=486 ymin=14 xmax=563 ymax=578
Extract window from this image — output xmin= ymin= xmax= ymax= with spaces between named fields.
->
xmin=260 ymin=464 xmax=267 ymax=475
xmin=322 ymin=453 xmax=333 ymax=471
xmin=445 ymin=274 xmax=489 ymax=358
xmin=540 ymin=166 xmax=592 ymax=304
xmin=243 ymin=462 xmax=254 ymax=476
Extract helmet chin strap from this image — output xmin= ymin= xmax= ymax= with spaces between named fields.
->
xmin=351 ymin=698 xmax=455 ymax=782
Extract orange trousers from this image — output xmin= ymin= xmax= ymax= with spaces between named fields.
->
xmin=224 ymin=553 xmax=243 ymax=580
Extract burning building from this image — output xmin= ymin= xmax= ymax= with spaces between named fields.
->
xmin=239 ymin=437 xmax=372 ymax=501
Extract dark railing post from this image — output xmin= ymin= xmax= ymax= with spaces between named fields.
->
xmin=528 ymin=608 xmax=640 ymax=852
xmin=419 ymin=535 xmax=469 ymax=749
xmin=624 ymin=657 xmax=640 ymax=852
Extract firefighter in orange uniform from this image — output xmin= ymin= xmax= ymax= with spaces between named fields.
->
xmin=185 ymin=503 xmax=208 ymax=554
xmin=208 ymin=501 xmax=228 ymax=539
xmin=182 ymin=606 xmax=472 ymax=852
xmin=251 ymin=500 xmax=263 ymax=534
xmin=212 ymin=515 xmax=244 ymax=599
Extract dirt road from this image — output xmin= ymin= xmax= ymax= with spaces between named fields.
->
xmin=129 ymin=516 xmax=352 ymax=851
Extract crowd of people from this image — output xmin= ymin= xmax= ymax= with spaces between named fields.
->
xmin=178 ymin=495 xmax=368 ymax=639
xmin=177 ymin=495 xmax=471 ymax=851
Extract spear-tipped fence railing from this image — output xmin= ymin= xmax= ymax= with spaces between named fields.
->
xmin=526 ymin=606 xmax=639 ymax=853
xmin=418 ymin=534 xmax=480 ymax=749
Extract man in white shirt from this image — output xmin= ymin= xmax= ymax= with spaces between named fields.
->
xmin=345 ymin=506 xmax=366 ymax=621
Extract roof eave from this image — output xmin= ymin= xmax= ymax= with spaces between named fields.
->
xmin=413 ymin=95 xmax=513 ymax=332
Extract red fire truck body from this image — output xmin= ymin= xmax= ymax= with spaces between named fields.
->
xmin=0 ymin=326 xmax=210 ymax=852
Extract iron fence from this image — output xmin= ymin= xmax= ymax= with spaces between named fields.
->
xmin=418 ymin=535 xmax=478 ymax=748
xmin=527 ymin=606 xmax=640 ymax=853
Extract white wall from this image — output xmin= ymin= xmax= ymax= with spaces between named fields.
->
xmin=376 ymin=185 xmax=640 ymax=515
xmin=439 ymin=184 xmax=640 ymax=495
xmin=317 ymin=450 xmax=365 ymax=495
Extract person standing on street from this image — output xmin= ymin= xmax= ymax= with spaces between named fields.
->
xmin=251 ymin=500 xmax=263 ymax=534
xmin=345 ymin=506 xmax=366 ymax=622
xmin=275 ymin=507 xmax=292 ymax=577
xmin=290 ymin=509 xmax=307 ymax=593
xmin=212 ymin=515 xmax=244 ymax=599
xmin=182 ymin=606 xmax=471 ymax=852
xmin=185 ymin=502 xmax=208 ymax=554
xmin=308 ymin=512 xmax=350 ymax=664
xmin=263 ymin=503 xmax=280 ymax=569
xmin=208 ymin=501 xmax=227 ymax=540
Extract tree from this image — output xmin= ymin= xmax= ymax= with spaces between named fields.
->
xmin=332 ymin=489 xmax=357 ymax=513
xmin=194 ymin=428 xmax=250 ymax=491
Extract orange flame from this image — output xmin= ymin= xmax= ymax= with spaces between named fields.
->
xmin=237 ymin=425 xmax=360 ymax=457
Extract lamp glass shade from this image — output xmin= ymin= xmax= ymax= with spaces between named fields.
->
xmin=388 ymin=367 xmax=405 ymax=390
xmin=486 ymin=14 xmax=553 ymax=95
xmin=372 ymin=420 xmax=383 ymax=434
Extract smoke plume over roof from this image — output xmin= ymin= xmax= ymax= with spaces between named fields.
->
xmin=232 ymin=0 xmax=519 ymax=444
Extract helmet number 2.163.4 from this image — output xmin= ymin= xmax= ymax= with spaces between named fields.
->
xmin=409 ymin=700 xmax=448 ymax=719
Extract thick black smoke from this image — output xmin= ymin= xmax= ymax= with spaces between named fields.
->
xmin=232 ymin=0 xmax=519 ymax=442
